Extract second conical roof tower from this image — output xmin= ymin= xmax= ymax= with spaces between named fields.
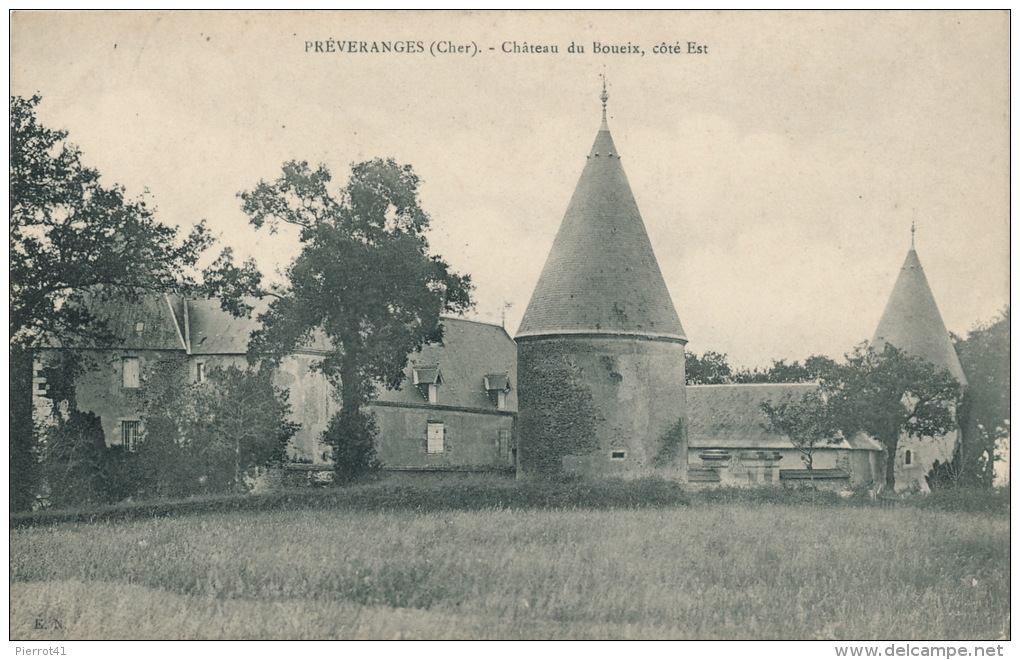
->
xmin=517 ymin=83 xmax=685 ymax=342
xmin=872 ymin=228 xmax=966 ymax=385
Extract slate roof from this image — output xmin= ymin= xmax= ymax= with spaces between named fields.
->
xmin=50 ymin=291 xmax=187 ymax=350
xmin=871 ymin=249 xmax=967 ymax=385
xmin=516 ymin=117 xmax=686 ymax=342
xmin=186 ymin=298 xmax=334 ymax=355
xmin=187 ymin=298 xmax=267 ymax=355
xmin=483 ymin=373 xmax=511 ymax=392
xmin=57 ymin=293 xmax=516 ymax=411
xmin=375 ymin=318 xmax=518 ymax=412
xmin=412 ymin=365 xmax=443 ymax=385
xmin=687 ymin=383 xmax=858 ymax=451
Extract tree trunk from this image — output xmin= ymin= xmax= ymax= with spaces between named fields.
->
xmin=339 ymin=358 xmax=363 ymax=416
xmin=882 ymin=434 xmax=898 ymax=492
xmin=10 ymin=346 xmax=37 ymax=512
xmin=234 ymin=436 xmax=241 ymax=493
xmin=333 ymin=353 xmax=368 ymax=479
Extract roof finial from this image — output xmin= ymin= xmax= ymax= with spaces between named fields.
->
xmin=910 ymin=219 xmax=916 ymax=249
xmin=599 ymin=69 xmax=609 ymax=127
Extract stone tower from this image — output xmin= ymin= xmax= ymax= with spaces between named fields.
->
xmin=516 ymin=84 xmax=688 ymax=479
xmin=871 ymin=228 xmax=966 ymax=489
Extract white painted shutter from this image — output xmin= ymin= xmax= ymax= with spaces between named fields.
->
xmin=427 ymin=422 xmax=444 ymax=454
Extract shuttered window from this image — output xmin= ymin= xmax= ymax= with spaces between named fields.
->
xmin=122 ymin=357 xmax=140 ymax=389
xmin=427 ymin=422 xmax=444 ymax=454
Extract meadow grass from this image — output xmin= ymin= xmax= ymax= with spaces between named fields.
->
xmin=10 ymin=503 xmax=1008 ymax=640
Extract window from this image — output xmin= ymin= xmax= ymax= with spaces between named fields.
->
xmin=484 ymin=374 xmax=512 ymax=410
xmin=134 ymin=321 xmax=145 ymax=333
xmin=610 ymin=450 xmax=627 ymax=460
xmin=196 ymin=362 xmax=205 ymax=383
xmin=122 ymin=357 xmax=140 ymax=388
xmin=498 ymin=429 xmax=510 ymax=457
xmin=412 ymin=366 xmax=442 ymax=404
xmin=905 ymin=450 xmax=912 ymax=466
xmin=427 ymin=422 xmax=445 ymax=454
xmin=122 ymin=420 xmax=141 ymax=452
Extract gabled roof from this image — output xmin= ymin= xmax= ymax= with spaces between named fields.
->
xmin=50 ymin=292 xmax=516 ymax=411
xmin=187 ymin=298 xmax=267 ymax=355
xmin=687 ymin=383 xmax=857 ymax=451
xmin=516 ymin=115 xmax=686 ymax=342
xmin=483 ymin=373 xmax=511 ymax=392
xmin=375 ymin=318 xmax=518 ymax=412
xmin=412 ymin=365 xmax=443 ymax=385
xmin=187 ymin=298 xmax=332 ymax=355
xmin=871 ymin=248 xmax=966 ymax=385
xmin=49 ymin=291 xmax=187 ymax=351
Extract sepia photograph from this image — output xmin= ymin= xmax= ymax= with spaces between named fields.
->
xmin=9 ymin=10 xmax=1010 ymax=646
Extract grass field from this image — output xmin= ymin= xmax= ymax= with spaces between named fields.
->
xmin=9 ymin=493 xmax=1009 ymax=640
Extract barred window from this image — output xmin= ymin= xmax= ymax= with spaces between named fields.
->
xmin=122 ymin=420 xmax=141 ymax=452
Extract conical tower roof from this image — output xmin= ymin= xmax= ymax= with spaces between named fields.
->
xmin=872 ymin=246 xmax=966 ymax=385
xmin=516 ymin=100 xmax=685 ymax=342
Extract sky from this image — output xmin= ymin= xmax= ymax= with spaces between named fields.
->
xmin=10 ymin=10 xmax=1010 ymax=369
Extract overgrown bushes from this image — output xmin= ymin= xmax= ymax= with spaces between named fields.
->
xmin=40 ymin=410 xmax=108 ymax=508
xmin=35 ymin=358 xmax=298 ymax=508
xmin=915 ymin=485 xmax=1009 ymax=515
xmin=322 ymin=408 xmax=381 ymax=484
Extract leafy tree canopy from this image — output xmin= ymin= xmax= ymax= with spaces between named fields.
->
xmin=211 ymin=158 xmax=473 ymax=479
xmin=10 ymin=94 xmax=213 ymax=511
xmin=685 ymin=350 xmax=733 ymax=385
xmin=10 ymin=94 xmax=213 ymax=348
xmin=952 ymin=306 xmax=1010 ymax=486
xmin=760 ymin=390 xmax=840 ymax=471
xmin=135 ymin=360 xmax=297 ymax=495
xmin=818 ymin=343 xmax=962 ymax=491
xmin=684 ymin=350 xmax=835 ymax=385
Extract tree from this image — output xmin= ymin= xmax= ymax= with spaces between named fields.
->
xmin=187 ymin=365 xmax=298 ymax=492
xmin=10 ymin=95 xmax=212 ymax=346
xmin=953 ymin=307 xmax=1010 ymax=487
xmin=685 ymin=350 xmax=733 ymax=385
xmin=760 ymin=390 xmax=840 ymax=472
xmin=217 ymin=159 xmax=472 ymax=481
xmin=39 ymin=410 xmax=108 ymax=508
xmin=135 ymin=359 xmax=298 ymax=496
xmin=321 ymin=409 xmax=380 ymax=484
xmin=10 ymin=95 xmax=213 ymax=510
xmin=819 ymin=344 xmax=962 ymax=491
xmin=733 ymin=355 xmax=835 ymax=384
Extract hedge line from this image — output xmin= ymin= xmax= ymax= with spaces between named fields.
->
xmin=10 ymin=478 xmax=1007 ymax=529
xmin=10 ymin=476 xmax=690 ymax=528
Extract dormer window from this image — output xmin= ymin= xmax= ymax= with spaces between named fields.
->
xmin=134 ymin=321 xmax=145 ymax=333
xmin=412 ymin=365 xmax=443 ymax=404
xmin=484 ymin=373 xmax=512 ymax=410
